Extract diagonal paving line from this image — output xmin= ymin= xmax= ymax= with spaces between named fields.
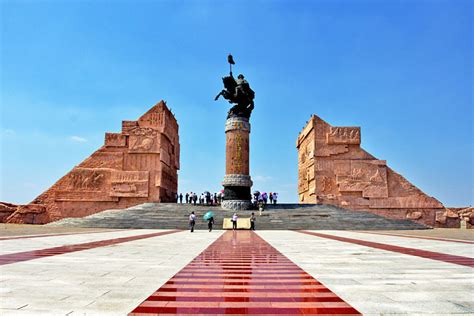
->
xmin=0 ymin=229 xmax=126 ymax=241
xmin=355 ymin=231 xmax=474 ymax=244
xmin=298 ymin=230 xmax=474 ymax=268
xmin=0 ymin=229 xmax=182 ymax=265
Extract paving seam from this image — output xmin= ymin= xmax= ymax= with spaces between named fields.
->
xmin=0 ymin=229 xmax=182 ymax=265
xmin=129 ymin=230 xmax=361 ymax=315
xmin=0 ymin=229 xmax=127 ymax=241
xmin=355 ymin=231 xmax=474 ymax=244
xmin=298 ymin=230 xmax=474 ymax=268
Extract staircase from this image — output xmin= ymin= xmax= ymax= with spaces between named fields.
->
xmin=47 ymin=203 xmax=428 ymax=230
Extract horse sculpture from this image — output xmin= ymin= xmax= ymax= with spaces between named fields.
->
xmin=215 ymin=74 xmax=255 ymax=119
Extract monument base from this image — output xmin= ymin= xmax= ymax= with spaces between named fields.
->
xmin=221 ymin=200 xmax=252 ymax=211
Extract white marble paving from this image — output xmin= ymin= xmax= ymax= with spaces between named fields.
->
xmin=0 ymin=230 xmax=223 ymax=315
xmin=258 ymin=230 xmax=474 ymax=315
xmin=320 ymin=230 xmax=474 ymax=258
xmin=0 ymin=229 xmax=166 ymax=256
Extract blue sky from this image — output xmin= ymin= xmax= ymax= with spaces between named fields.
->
xmin=1 ymin=0 xmax=472 ymax=206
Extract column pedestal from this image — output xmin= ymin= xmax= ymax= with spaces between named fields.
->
xmin=222 ymin=117 xmax=252 ymax=211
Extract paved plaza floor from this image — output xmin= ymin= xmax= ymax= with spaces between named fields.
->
xmin=0 ymin=227 xmax=473 ymax=315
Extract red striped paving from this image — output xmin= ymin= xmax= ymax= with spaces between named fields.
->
xmin=358 ymin=231 xmax=474 ymax=244
xmin=129 ymin=231 xmax=360 ymax=315
xmin=0 ymin=230 xmax=181 ymax=265
xmin=299 ymin=230 xmax=474 ymax=268
xmin=0 ymin=229 xmax=124 ymax=241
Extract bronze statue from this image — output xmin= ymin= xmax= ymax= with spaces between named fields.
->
xmin=215 ymin=54 xmax=255 ymax=119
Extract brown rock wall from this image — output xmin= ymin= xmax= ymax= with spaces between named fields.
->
xmin=5 ymin=101 xmax=179 ymax=224
xmin=297 ymin=115 xmax=447 ymax=227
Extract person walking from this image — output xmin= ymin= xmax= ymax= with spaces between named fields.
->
xmin=232 ymin=213 xmax=238 ymax=230
xmin=208 ymin=216 xmax=214 ymax=232
xmin=185 ymin=193 xmax=189 ymax=204
xmin=179 ymin=193 xmax=183 ymax=204
xmin=250 ymin=212 xmax=256 ymax=231
xmin=189 ymin=211 xmax=196 ymax=232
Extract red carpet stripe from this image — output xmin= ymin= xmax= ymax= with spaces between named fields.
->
xmin=0 ymin=230 xmax=181 ymax=265
xmin=299 ymin=230 xmax=474 ymax=268
xmin=129 ymin=231 xmax=360 ymax=315
xmin=358 ymin=231 xmax=474 ymax=244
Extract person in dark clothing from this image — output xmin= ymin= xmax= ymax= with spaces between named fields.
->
xmin=185 ymin=193 xmax=189 ymax=204
xmin=232 ymin=213 xmax=238 ymax=230
xmin=250 ymin=212 xmax=256 ymax=231
xmin=189 ymin=211 xmax=196 ymax=232
xmin=208 ymin=216 xmax=214 ymax=232
xmin=179 ymin=193 xmax=183 ymax=203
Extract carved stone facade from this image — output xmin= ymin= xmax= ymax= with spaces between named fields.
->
xmin=5 ymin=101 xmax=179 ymax=224
xmin=297 ymin=115 xmax=446 ymax=227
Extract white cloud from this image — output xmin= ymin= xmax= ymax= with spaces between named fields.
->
xmin=1 ymin=129 xmax=15 ymax=136
xmin=70 ymin=136 xmax=87 ymax=143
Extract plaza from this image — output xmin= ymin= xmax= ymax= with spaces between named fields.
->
xmin=0 ymin=225 xmax=473 ymax=315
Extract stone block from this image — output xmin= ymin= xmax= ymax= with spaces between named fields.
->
xmin=222 ymin=218 xmax=251 ymax=229
xmin=297 ymin=114 xmax=447 ymax=227
xmin=4 ymin=101 xmax=179 ymax=224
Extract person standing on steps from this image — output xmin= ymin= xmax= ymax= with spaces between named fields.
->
xmin=208 ymin=216 xmax=214 ymax=232
xmin=189 ymin=211 xmax=196 ymax=232
xmin=250 ymin=212 xmax=256 ymax=231
xmin=185 ymin=193 xmax=189 ymax=204
xmin=273 ymin=192 xmax=278 ymax=205
xmin=179 ymin=193 xmax=183 ymax=204
xmin=232 ymin=213 xmax=238 ymax=230
xmin=269 ymin=192 xmax=273 ymax=204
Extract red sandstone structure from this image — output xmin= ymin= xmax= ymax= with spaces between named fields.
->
xmin=5 ymin=101 xmax=179 ymax=224
xmin=297 ymin=115 xmax=452 ymax=227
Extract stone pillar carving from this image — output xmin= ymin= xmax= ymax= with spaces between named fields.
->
xmin=222 ymin=117 xmax=252 ymax=210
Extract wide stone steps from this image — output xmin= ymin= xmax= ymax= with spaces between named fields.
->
xmin=47 ymin=203 xmax=428 ymax=230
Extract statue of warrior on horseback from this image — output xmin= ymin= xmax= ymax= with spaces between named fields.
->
xmin=214 ymin=54 xmax=255 ymax=119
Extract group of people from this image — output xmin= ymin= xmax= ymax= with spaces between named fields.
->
xmin=188 ymin=212 xmax=256 ymax=232
xmin=252 ymin=191 xmax=278 ymax=206
xmin=176 ymin=192 xmax=223 ymax=206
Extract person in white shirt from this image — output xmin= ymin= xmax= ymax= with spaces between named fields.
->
xmin=232 ymin=213 xmax=238 ymax=230
xmin=189 ymin=211 xmax=196 ymax=232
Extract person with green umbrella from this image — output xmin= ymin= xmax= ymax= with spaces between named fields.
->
xmin=203 ymin=211 xmax=215 ymax=232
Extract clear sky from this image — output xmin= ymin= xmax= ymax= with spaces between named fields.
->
xmin=1 ymin=0 xmax=472 ymax=206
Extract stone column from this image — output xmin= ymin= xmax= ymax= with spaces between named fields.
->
xmin=221 ymin=116 xmax=253 ymax=210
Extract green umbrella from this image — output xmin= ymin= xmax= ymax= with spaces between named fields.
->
xmin=203 ymin=211 xmax=214 ymax=221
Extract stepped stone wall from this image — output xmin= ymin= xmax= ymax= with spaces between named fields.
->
xmin=296 ymin=115 xmax=449 ymax=227
xmin=5 ymin=101 xmax=179 ymax=224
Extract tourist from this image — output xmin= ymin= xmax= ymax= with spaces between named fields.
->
xmin=269 ymin=192 xmax=273 ymax=204
xmin=179 ymin=193 xmax=183 ymax=203
xmin=262 ymin=192 xmax=268 ymax=205
xmin=208 ymin=216 xmax=214 ymax=232
xmin=189 ymin=211 xmax=196 ymax=232
xmin=273 ymin=192 xmax=278 ymax=204
xmin=206 ymin=192 xmax=211 ymax=205
xmin=175 ymin=193 xmax=179 ymax=203
xmin=213 ymin=193 xmax=218 ymax=205
xmin=250 ymin=212 xmax=256 ymax=230
xmin=185 ymin=193 xmax=189 ymax=204
xmin=232 ymin=213 xmax=238 ymax=230
xmin=193 ymin=193 xmax=197 ymax=205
